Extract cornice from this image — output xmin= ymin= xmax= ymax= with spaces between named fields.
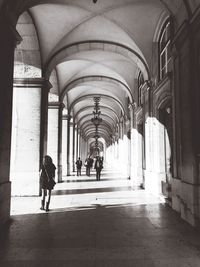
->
xmin=13 ymin=78 xmax=52 ymax=89
xmin=48 ymin=102 xmax=64 ymax=109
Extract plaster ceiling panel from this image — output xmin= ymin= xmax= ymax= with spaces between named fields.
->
xmin=64 ymin=62 xmax=130 ymax=88
xmin=50 ymin=15 xmax=144 ymax=61
xmin=67 ymin=81 xmax=127 ymax=104
xmin=57 ymin=58 xmax=132 ymax=93
xmin=30 ymin=4 xmax=92 ymax=64
xmin=64 ymin=50 xmax=135 ymax=67
xmin=85 ymin=128 xmax=111 ymax=140
xmin=73 ymin=97 xmax=122 ymax=119
xmin=66 ymin=78 xmax=132 ymax=102
xmin=96 ymin=59 xmax=137 ymax=88
xmin=89 ymin=136 xmax=105 ymax=144
xmin=46 ymin=42 xmax=147 ymax=79
xmin=76 ymin=110 xmax=95 ymax=123
xmin=18 ymin=0 xmax=184 ymax=15
xmin=72 ymin=98 xmax=95 ymax=113
xmin=67 ymin=84 xmax=125 ymax=109
xmin=59 ymin=64 xmax=126 ymax=93
xmin=79 ymin=113 xmax=114 ymax=127
xmin=75 ymin=102 xmax=121 ymax=121
xmin=103 ymin=2 xmax=164 ymax=65
xmin=56 ymin=60 xmax=93 ymax=89
xmin=55 ymin=51 xmax=137 ymax=94
xmin=76 ymin=107 xmax=116 ymax=124
xmin=83 ymin=125 xmax=114 ymax=138
xmin=99 ymin=98 xmax=123 ymax=116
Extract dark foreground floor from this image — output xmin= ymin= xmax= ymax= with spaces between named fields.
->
xmin=1 ymin=171 xmax=200 ymax=267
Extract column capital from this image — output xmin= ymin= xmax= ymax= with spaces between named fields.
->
xmin=48 ymin=101 xmax=63 ymax=109
xmin=143 ymin=80 xmax=151 ymax=92
xmin=60 ymin=103 xmax=65 ymax=110
xmin=66 ymin=114 xmax=72 ymax=121
xmin=128 ymin=102 xmax=137 ymax=111
xmin=70 ymin=121 xmax=75 ymax=127
xmin=13 ymin=78 xmax=52 ymax=91
xmin=74 ymin=125 xmax=79 ymax=131
xmin=62 ymin=114 xmax=70 ymax=120
xmin=48 ymin=103 xmax=59 ymax=109
xmin=119 ymin=117 xmax=124 ymax=123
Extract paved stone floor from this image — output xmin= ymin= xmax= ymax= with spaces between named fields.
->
xmin=1 ymin=169 xmax=200 ymax=266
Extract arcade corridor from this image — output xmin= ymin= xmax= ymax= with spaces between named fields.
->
xmin=1 ymin=169 xmax=200 ymax=266
xmin=1 ymin=1 xmax=200 ymax=265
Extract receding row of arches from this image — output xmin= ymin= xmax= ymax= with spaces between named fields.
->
xmin=0 ymin=0 xmax=200 ymax=228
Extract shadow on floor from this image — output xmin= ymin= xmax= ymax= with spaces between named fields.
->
xmin=52 ymin=186 xmax=133 ymax=196
xmin=63 ymin=177 xmax=129 ymax=183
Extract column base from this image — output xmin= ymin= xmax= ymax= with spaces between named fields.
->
xmin=171 ymin=177 xmax=181 ymax=213
xmin=171 ymin=178 xmax=200 ymax=227
xmin=0 ymin=181 xmax=11 ymax=226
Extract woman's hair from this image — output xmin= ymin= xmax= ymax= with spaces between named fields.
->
xmin=44 ymin=155 xmax=52 ymax=164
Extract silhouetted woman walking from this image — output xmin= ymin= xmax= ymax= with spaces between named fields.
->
xmin=40 ymin=155 xmax=56 ymax=211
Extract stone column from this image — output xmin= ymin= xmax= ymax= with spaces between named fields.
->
xmin=0 ymin=19 xmax=21 ymax=224
xmin=82 ymin=137 xmax=87 ymax=162
xmin=39 ymin=80 xmax=51 ymax=197
xmin=11 ymin=78 xmax=50 ymax=196
xmin=47 ymin=102 xmax=59 ymax=182
xmin=40 ymin=81 xmax=51 ymax=170
xmin=72 ymin=122 xmax=75 ymax=172
xmin=143 ymin=81 xmax=157 ymax=193
xmin=66 ymin=115 xmax=71 ymax=176
xmin=62 ymin=115 xmax=68 ymax=176
xmin=74 ymin=126 xmax=77 ymax=162
xmin=79 ymin=130 xmax=83 ymax=160
xmin=76 ymin=127 xmax=80 ymax=159
xmin=128 ymin=103 xmax=135 ymax=181
xmin=118 ymin=118 xmax=125 ymax=174
xmin=78 ymin=130 xmax=81 ymax=159
xmin=57 ymin=103 xmax=65 ymax=182
xmin=123 ymin=116 xmax=130 ymax=178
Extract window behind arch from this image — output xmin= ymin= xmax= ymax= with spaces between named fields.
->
xmin=138 ymin=71 xmax=144 ymax=106
xmin=159 ymin=19 xmax=171 ymax=80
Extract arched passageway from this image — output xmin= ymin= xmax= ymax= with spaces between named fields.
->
xmin=0 ymin=0 xmax=200 ymax=234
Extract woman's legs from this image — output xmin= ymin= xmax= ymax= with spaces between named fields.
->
xmin=41 ymin=189 xmax=52 ymax=211
xmin=46 ymin=190 xmax=51 ymax=211
xmin=40 ymin=189 xmax=46 ymax=210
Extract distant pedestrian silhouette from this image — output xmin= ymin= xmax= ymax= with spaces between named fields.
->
xmin=85 ymin=156 xmax=94 ymax=176
xmin=76 ymin=157 xmax=82 ymax=176
xmin=94 ymin=156 xmax=103 ymax=181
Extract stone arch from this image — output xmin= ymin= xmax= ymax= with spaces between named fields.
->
xmin=74 ymin=105 xmax=120 ymax=124
xmin=60 ymin=75 xmax=134 ymax=103
xmin=69 ymin=94 xmax=125 ymax=116
xmin=44 ymin=40 xmax=149 ymax=80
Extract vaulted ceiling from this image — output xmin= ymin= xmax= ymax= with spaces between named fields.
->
xmin=9 ymin=0 xmax=194 ymax=145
